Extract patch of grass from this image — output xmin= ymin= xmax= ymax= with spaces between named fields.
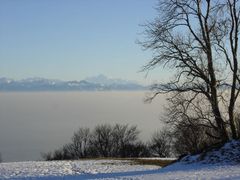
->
xmin=74 ymin=157 xmax=175 ymax=167
xmin=130 ymin=159 xmax=175 ymax=167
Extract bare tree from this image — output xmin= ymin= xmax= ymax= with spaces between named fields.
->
xmin=162 ymin=93 xmax=219 ymax=154
xmin=71 ymin=127 xmax=91 ymax=158
xmin=112 ymin=124 xmax=140 ymax=157
xmin=141 ymin=0 xmax=240 ymax=141
xmin=171 ymin=118 xmax=218 ymax=155
xmin=234 ymin=112 xmax=240 ymax=138
xmin=149 ymin=129 xmax=171 ymax=157
xmin=42 ymin=123 xmax=146 ymax=160
xmin=91 ymin=124 xmax=114 ymax=157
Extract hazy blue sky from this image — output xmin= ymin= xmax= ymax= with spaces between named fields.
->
xmin=0 ymin=0 xmax=167 ymax=83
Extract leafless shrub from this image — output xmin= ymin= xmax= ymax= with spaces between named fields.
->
xmin=149 ymin=129 xmax=171 ymax=157
xmin=42 ymin=123 xmax=145 ymax=160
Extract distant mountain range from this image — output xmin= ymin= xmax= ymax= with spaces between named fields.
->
xmin=0 ymin=75 xmax=146 ymax=91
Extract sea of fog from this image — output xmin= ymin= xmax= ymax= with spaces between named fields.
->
xmin=0 ymin=91 xmax=166 ymax=162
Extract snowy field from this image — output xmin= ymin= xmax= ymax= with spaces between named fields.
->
xmin=1 ymin=159 xmax=240 ymax=180
xmin=0 ymin=159 xmax=159 ymax=179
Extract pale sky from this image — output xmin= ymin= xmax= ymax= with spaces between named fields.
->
xmin=0 ymin=0 xmax=169 ymax=84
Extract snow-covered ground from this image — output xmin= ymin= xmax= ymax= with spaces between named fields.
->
xmin=0 ymin=159 xmax=159 ymax=179
xmin=2 ymin=141 xmax=240 ymax=180
xmin=1 ymin=159 xmax=240 ymax=179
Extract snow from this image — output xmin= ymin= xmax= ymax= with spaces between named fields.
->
xmin=1 ymin=141 xmax=240 ymax=180
xmin=1 ymin=159 xmax=240 ymax=179
xmin=137 ymin=157 xmax=177 ymax=161
xmin=112 ymin=163 xmax=240 ymax=180
xmin=0 ymin=159 xmax=159 ymax=179
xmin=181 ymin=140 xmax=240 ymax=164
